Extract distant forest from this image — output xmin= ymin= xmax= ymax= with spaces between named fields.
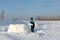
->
xmin=35 ymin=15 xmax=60 ymax=21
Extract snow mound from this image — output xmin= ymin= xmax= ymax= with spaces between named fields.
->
xmin=8 ymin=24 xmax=29 ymax=34
xmin=37 ymin=30 xmax=45 ymax=33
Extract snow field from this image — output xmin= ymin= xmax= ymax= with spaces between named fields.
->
xmin=0 ymin=21 xmax=60 ymax=40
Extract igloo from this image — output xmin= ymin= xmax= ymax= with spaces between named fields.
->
xmin=7 ymin=23 xmax=30 ymax=33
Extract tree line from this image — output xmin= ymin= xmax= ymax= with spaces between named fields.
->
xmin=35 ymin=15 xmax=60 ymax=21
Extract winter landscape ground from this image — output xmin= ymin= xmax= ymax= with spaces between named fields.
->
xmin=0 ymin=21 xmax=60 ymax=40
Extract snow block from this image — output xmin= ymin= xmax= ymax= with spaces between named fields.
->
xmin=7 ymin=24 xmax=29 ymax=33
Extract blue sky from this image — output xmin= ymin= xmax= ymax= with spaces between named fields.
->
xmin=0 ymin=0 xmax=60 ymax=19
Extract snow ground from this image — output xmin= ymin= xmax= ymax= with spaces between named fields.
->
xmin=0 ymin=21 xmax=60 ymax=40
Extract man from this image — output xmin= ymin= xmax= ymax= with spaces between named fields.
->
xmin=30 ymin=17 xmax=35 ymax=32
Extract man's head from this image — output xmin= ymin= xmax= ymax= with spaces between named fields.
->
xmin=31 ymin=17 xmax=33 ymax=20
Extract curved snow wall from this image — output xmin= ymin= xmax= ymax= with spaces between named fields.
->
xmin=8 ymin=24 xmax=29 ymax=33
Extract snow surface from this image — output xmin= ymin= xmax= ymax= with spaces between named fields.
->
xmin=0 ymin=21 xmax=60 ymax=40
